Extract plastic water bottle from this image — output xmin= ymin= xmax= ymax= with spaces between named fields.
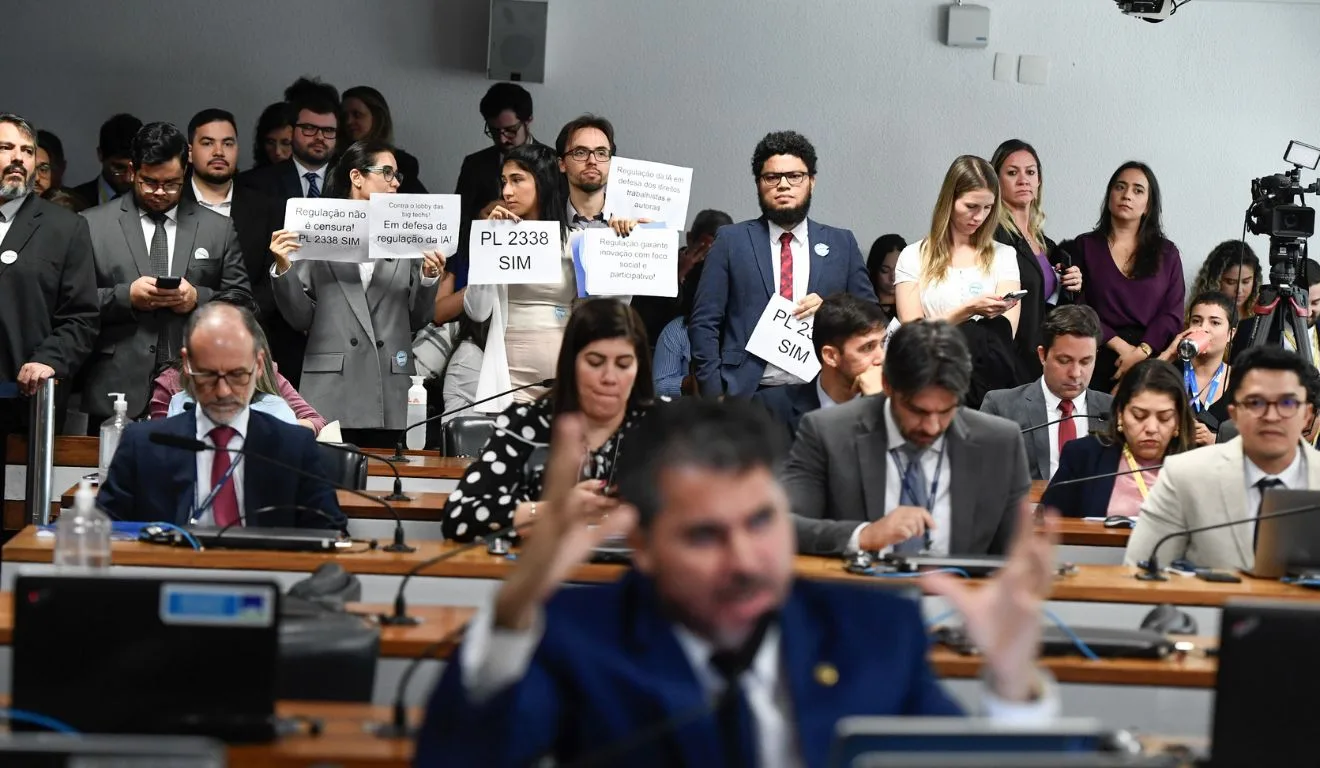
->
xmin=406 ymin=376 xmax=428 ymax=451
xmin=54 ymin=480 xmax=112 ymax=569
xmin=97 ymin=392 xmax=128 ymax=484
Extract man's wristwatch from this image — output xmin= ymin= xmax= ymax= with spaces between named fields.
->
xmin=1137 ymin=342 xmax=1153 ymax=357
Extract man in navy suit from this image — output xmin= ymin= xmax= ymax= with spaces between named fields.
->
xmin=416 ymin=399 xmax=1059 ymax=768
xmin=98 ymin=302 xmax=343 ymax=530
xmin=689 ymin=131 xmax=877 ymax=398
xmin=754 ymin=293 xmax=888 ymax=441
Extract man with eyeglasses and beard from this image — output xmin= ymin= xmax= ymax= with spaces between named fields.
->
xmin=97 ymin=302 xmax=343 ymax=530
xmin=81 ymin=121 xmax=248 ymax=432
xmin=239 ymin=78 xmax=340 ymax=203
xmin=0 ymin=112 xmax=98 ymax=442
xmin=689 ymin=131 xmax=876 ymax=399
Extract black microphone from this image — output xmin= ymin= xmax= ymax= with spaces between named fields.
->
xmin=1136 ymin=502 xmax=1320 ymax=581
xmin=388 ymin=378 xmax=555 ymax=462
xmin=318 ymin=441 xmax=411 ymax=502
xmin=147 ymin=431 xmax=416 ymax=553
xmin=1021 ymin=412 xmax=1108 ymax=434
xmin=1044 ymin=462 xmax=1163 ymax=489
xmin=372 ymin=623 xmax=472 ymax=740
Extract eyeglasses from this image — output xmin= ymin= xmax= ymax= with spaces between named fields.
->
xmin=1235 ymin=395 xmax=1305 ymax=418
xmin=35 ymin=163 xmax=51 ymax=175
xmin=137 ymin=178 xmax=184 ymax=194
xmin=364 ymin=165 xmax=405 ymax=183
xmin=564 ymin=147 xmax=611 ymax=163
xmin=758 ymin=171 xmax=811 ymax=188
xmin=484 ymin=121 xmax=524 ymax=139
xmin=184 ymin=362 xmax=254 ymax=389
xmin=295 ymin=122 xmax=338 ymax=139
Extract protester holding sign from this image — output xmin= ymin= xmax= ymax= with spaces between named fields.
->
xmin=462 ymin=143 xmax=576 ymax=413
xmin=269 ymin=139 xmax=443 ymax=448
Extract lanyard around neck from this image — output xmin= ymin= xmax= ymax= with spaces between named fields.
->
xmin=890 ymin=441 xmax=947 ymax=513
xmin=1122 ymin=445 xmax=1155 ymax=499
xmin=1183 ymin=361 xmax=1224 ymax=413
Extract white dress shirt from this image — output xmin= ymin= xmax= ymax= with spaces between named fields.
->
xmin=190 ymin=406 xmax=250 ymax=526
xmin=191 ymin=177 xmax=233 ymax=216
xmin=848 ymin=400 xmax=954 ymax=555
xmin=815 ymin=378 xmax=840 ymax=410
xmin=1039 ymin=378 xmax=1087 ymax=480
xmin=139 ymin=205 xmax=179 ymax=275
xmin=0 ymin=193 xmax=27 ymax=241
xmin=293 ymin=157 xmax=327 ymax=197
xmin=761 ymin=219 xmax=811 ymax=387
xmin=1244 ymin=446 xmax=1308 ymax=521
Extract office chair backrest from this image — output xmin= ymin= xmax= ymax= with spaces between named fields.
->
xmin=316 ymin=442 xmax=368 ymax=490
xmin=441 ymin=416 xmax=497 ymax=457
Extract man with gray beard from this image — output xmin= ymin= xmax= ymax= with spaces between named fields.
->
xmin=0 ymin=112 xmax=99 ymax=439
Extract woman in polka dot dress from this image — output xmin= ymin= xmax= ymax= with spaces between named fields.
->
xmin=441 ymin=299 xmax=659 ymax=541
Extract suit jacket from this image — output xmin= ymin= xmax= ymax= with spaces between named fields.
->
xmin=80 ymin=196 xmax=250 ymax=418
xmin=689 ymin=218 xmax=876 ymax=398
xmin=979 ymin=379 xmax=1111 ymax=480
xmin=273 ymin=258 xmax=440 ymax=430
xmin=752 ymin=380 xmax=822 ymax=443
xmin=1039 ymin=436 xmax=1124 ymax=519
xmin=96 ymin=409 xmax=345 ymax=529
xmin=0 ymin=195 xmax=99 ymax=384
xmin=69 ymin=177 xmax=110 ymax=209
xmin=1123 ymin=438 xmax=1320 ymax=571
xmin=414 ymin=571 xmax=960 ymax=768
xmin=784 ymin=394 xmax=1030 ymax=556
xmin=237 ymin=158 xmax=305 ymax=203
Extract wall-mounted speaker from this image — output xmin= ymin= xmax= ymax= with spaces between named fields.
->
xmin=487 ymin=0 xmax=547 ymax=83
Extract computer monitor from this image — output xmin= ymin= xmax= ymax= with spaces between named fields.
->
xmin=1211 ymin=600 xmax=1320 ymax=765
xmin=1246 ymin=488 xmax=1320 ymax=578
xmin=12 ymin=574 xmax=281 ymax=743
xmin=829 ymin=717 xmax=1117 ymax=768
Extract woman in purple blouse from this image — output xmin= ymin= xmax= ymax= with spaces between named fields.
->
xmin=1063 ymin=161 xmax=1185 ymax=392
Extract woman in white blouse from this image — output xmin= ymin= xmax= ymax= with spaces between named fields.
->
xmin=894 ymin=155 xmax=1025 ymax=405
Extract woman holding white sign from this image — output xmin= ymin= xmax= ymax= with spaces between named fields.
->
xmin=268 ymin=139 xmax=444 ymax=448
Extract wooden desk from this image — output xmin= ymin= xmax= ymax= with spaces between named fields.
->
xmin=363 ymin=452 xmax=469 ymax=480
xmin=1030 ymin=479 xmax=1046 ymax=503
xmin=1054 ymin=518 xmax=1130 ymax=548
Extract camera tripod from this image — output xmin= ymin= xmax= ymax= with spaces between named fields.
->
xmin=1243 ymin=243 xmax=1314 ymax=366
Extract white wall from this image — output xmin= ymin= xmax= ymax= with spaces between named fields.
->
xmin=10 ymin=0 xmax=1320 ymax=279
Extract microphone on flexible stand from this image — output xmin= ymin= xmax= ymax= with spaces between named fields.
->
xmin=372 ymin=624 xmax=472 ymax=740
xmin=1021 ymin=412 xmax=1109 ymax=434
xmin=147 ymin=432 xmax=417 ymax=553
xmin=1135 ymin=502 xmax=1320 ymax=581
xmin=1044 ymin=462 xmax=1164 ymax=489
xmin=388 ymin=378 xmax=555 ymax=463
xmin=318 ymin=442 xmax=411 ymax=502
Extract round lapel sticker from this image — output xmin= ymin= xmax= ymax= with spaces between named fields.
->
xmin=0 ymin=250 xmax=16 ymax=265
xmin=194 ymin=247 xmax=210 ymax=260
xmin=395 ymin=350 xmax=408 ymax=368
xmin=814 ymin=243 xmax=829 ymax=257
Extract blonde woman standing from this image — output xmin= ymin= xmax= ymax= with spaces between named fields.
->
xmin=894 ymin=155 xmax=1024 ymax=406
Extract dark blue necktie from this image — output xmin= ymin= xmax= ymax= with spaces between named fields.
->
xmin=893 ymin=443 xmax=929 ymax=554
xmin=305 ymin=172 xmax=320 ymax=198
xmin=710 ymin=651 xmax=758 ymax=768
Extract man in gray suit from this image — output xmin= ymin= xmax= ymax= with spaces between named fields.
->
xmin=981 ymin=305 xmax=1112 ymax=481
xmin=784 ymin=320 xmax=1030 ymax=557
xmin=81 ymin=122 xmax=248 ymax=427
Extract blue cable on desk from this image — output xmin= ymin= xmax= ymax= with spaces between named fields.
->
xmin=0 ymin=707 xmax=80 ymax=734
xmin=1044 ymin=607 xmax=1100 ymax=661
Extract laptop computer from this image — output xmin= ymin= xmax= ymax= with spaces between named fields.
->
xmin=1211 ymin=599 xmax=1320 ymax=765
xmin=12 ymin=574 xmax=281 ymax=743
xmin=829 ymin=718 xmax=1137 ymax=768
xmin=1245 ymin=488 xmax=1320 ymax=578
xmin=0 ymin=734 xmax=226 ymax=767
xmin=139 ymin=523 xmax=349 ymax=553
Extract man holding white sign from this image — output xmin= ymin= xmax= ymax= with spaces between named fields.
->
xmin=555 ymin=115 xmax=648 ymax=238
xmin=689 ymin=130 xmax=877 ymax=399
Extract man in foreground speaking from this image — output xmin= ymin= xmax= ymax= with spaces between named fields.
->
xmin=415 ymin=398 xmax=1059 ymax=768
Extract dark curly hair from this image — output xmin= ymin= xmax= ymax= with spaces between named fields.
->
xmin=751 ymin=131 xmax=817 ymax=178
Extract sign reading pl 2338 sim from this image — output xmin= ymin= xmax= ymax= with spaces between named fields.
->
xmin=466 ymin=220 xmax=563 ymax=285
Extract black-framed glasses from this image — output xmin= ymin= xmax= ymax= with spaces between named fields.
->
xmin=35 ymin=163 xmax=51 ymax=175
xmin=363 ymin=165 xmax=405 ymax=183
xmin=295 ymin=122 xmax=337 ymax=139
xmin=758 ymin=171 xmax=811 ymax=187
xmin=564 ymin=147 xmax=611 ymax=163
xmin=1235 ymin=395 xmax=1304 ymax=418
xmin=184 ymin=362 xmax=254 ymax=389
xmin=137 ymin=177 xmax=184 ymax=194
xmin=484 ymin=121 xmax=525 ymax=139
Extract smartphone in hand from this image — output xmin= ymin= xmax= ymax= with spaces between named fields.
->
xmin=155 ymin=275 xmax=182 ymax=290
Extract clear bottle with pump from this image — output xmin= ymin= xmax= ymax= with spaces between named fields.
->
xmin=97 ymin=392 xmax=128 ymax=484
xmin=54 ymin=480 xmax=112 ymax=569
xmin=406 ymin=376 xmax=428 ymax=450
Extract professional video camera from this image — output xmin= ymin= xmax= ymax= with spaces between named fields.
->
xmin=1242 ymin=141 xmax=1320 ymax=363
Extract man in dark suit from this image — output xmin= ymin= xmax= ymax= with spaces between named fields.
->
xmin=69 ymin=113 xmax=141 ymax=209
xmin=81 ymin=121 xmax=249 ymax=428
xmin=416 ymin=398 xmax=1058 ymax=767
xmin=238 ymin=83 xmax=338 ymax=205
xmin=689 ymin=131 xmax=877 ymax=399
xmin=98 ymin=302 xmax=343 ymax=529
xmin=785 ymin=320 xmax=1031 ymax=557
xmin=182 ymin=108 xmax=299 ymax=384
xmin=981 ymin=305 xmax=1111 ymax=480
xmin=0 ymin=113 xmax=99 ymax=435
xmin=753 ymin=293 xmax=887 ymax=441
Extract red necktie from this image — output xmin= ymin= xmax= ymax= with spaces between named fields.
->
xmin=1058 ymin=400 xmax=1077 ymax=449
xmin=778 ymin=232 xmax=794 ymax=300
xmin=209 ymin=425 xmax=240 ymax=527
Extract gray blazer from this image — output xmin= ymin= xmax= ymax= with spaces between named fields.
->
xmin=274 ymin=259 xmax=439 ymax=430
xmin=81 ymin=196 xmax=248 ymax=418
xmin=783 ymin=394 xmax=1031 ymax=556
xmin=980 ymin=379 xmax=1112 ymax=480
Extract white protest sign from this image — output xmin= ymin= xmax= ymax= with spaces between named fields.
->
xmin=580 ymin=229 xmax=679 ymax=297
xmin=467 ymin=220 xmax=562 ymax=285
xmin=746 ymin=295 xmax=820 ymax=382
xmin=283 ymin=199 xmax=369 ymax=263
xmin=602 ymin=156 xmax=692 ymax=227
xmin=368 ymin=193 xmax=461 ymax=259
